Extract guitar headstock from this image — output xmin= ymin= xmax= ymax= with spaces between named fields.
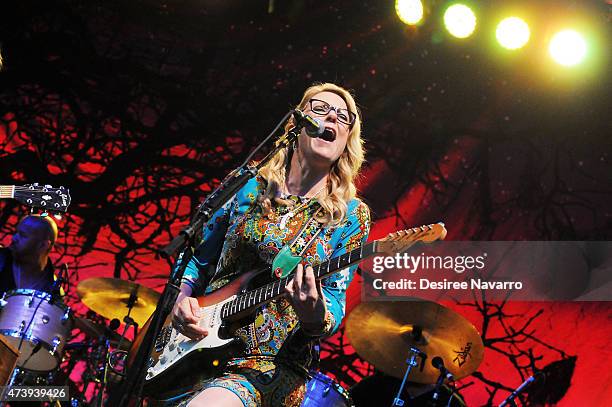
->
xmin=376 ymin=222 xmax=447 ymax=255
xmin=13 ymin=183 xmax=72 ymax=213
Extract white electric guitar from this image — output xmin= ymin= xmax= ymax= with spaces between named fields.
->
xmin=127 ymin=223 xmax=447 ymax=399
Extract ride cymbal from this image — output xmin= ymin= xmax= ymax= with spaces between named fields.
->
xmin=346 ymin=301 xmax=484 ymax=383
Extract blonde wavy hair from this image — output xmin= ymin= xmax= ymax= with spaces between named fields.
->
xmin=258 ymin=83 xmax=365 ymax=226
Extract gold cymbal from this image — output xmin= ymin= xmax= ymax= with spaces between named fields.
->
xmin=77 ymin=278 xmax=160 ymax=327
xmin=345 ymin=301 xmax=484 ymax=383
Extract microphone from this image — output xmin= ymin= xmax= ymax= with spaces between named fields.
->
xmin=431 ymin=357 xmax=454 ymax=402
xmin=432 ymin=356 xmax=454 ymax=381
xmin=499 ymin=372 xmax=544 ymax=407
xmin=50 ymin=263 xmax=68 ymax=297
xmin=109 ymin=318 xmax=121 ymax=331
xmin=292 ymin=109 xmax=325 ymax=137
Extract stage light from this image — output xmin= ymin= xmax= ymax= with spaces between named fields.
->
xmin=549 ymin=30 xmax=587 ymax=66
xmin=395 ymin=0 xmax=424 ymax=26
xmin=443 ymin=4 xmax=476 ymax=39
xmin=496 ymin=17 xmax=530 ymax=50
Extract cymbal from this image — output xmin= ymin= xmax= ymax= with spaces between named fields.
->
xmin=77 ymin=278 xmax=160 ymax=326
xmin=345 ymin=301 xmax=484 ymax=383
xmin=73 ymin=317 xmax=132 ymax=350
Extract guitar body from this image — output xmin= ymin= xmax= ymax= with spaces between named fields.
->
xmin=127 ymin=269 xmax=266 ymax=400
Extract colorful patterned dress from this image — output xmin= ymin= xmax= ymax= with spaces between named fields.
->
xmin=176 ymin=175 xmax=370 ymax=407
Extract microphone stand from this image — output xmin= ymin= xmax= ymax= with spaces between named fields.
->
xmin=498 ymin=372 xmax=543 ymax=407
xmin=431 ymin=356 xmax=453 ymax=406
xmin=117 ymin=110 xmax=304 ymax=406
xmin=431 ymin=370 xmax=448 ymax=406
xmin=392 ymin=346 xmax=427 ymax=407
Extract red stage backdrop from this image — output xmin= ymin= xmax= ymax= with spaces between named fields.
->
xmin=0 ymin=1 xmax=610 ymax=405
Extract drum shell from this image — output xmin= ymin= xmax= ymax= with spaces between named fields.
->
xmin=301 ymin=372 xmax=353 ymax=407
xmin=0 ymin=289 xmax=72 ymax=372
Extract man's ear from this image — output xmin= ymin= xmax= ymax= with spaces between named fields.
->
xmin=39 ymin=238 xmax=52 ymax=254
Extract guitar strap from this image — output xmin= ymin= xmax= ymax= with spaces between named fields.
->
xmin=271 ymin=206 xmax=324 ymax=279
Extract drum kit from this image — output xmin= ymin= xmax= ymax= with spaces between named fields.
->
xmin=302 ymin=300 xmax=485 ymax=407
xmin=0 ymin=278 xmax=159 ymax=405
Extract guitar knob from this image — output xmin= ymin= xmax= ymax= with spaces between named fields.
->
xmin=168 ymin=341 xmax=175 ymax=351
xmin=159 ymin=355 xmax=167 ymax=364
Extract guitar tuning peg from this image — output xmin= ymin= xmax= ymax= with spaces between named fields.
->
xmin=45 ymin=184 xmax=52 ymax=188
xmin=33 ymin=182 xmax=39 ymax=186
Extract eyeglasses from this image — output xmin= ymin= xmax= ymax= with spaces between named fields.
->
xmin=308 ymin=99 xmax=357 ymax=126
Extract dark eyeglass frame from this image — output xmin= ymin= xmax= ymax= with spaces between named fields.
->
xmin=307 ymin=98 xmax=357 ymax=126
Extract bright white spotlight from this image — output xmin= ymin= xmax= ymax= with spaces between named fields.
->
xmin=549 ymin=30 xmax=587 ymax=66
xmin=444 ymin=4 xmax=477 ymax=39
xmin=396 ymin=0 xmax=424 ymax=26
xmin=496 ymin=17 xmax=530 ymax=50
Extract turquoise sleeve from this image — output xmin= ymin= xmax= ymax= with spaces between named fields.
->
xmin=179 ymin=176 xmax=260 ymax=295
xmin=321 ymin=201 xmax=371 ymax=335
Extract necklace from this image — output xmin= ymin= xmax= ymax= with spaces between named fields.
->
xmin=278 ymin=184 xmax=326 ymax=229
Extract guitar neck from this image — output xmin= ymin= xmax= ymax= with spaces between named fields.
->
xmin=0 ymin=185 xmax=15 ymax=199
xmin=220 ymin=241 xmax=381 ymax=320
xmin=218 ymin=223 xmax=447 ymax=321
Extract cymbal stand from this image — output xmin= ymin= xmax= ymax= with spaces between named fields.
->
xmin=99 ymin=296 xmax=139 ymax=407
xmin=391 ymin=346 xmax=427 ymax=407
xmin=118 ymin=285 xmax=139 ymax=348
xmin=94 ymin=338 xmax=111 ymax=407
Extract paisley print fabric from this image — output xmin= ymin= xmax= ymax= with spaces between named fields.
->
xmin=176 ymin=175 xmax=370 ymax=406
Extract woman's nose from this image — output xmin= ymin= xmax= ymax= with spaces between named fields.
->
xmin=326 ymin=108 xmax=338 ymax=122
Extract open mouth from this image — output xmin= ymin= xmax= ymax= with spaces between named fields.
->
xmin=321 ymin=128 xmax=336 ymax=142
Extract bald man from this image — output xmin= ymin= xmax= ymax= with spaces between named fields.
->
xmin=0 ymin=215 xmax=59 ymax=294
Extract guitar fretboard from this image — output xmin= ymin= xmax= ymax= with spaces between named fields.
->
xmin=0 ymin=185 xmax=15 ymax=199
xmin=220 ymin=241 xmax=378 ymax=319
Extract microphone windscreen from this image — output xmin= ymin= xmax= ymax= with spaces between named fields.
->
xmin=432 ymin=356 xmax=445 ymax=369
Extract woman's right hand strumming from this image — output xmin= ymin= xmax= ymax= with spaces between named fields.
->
xmin=172 ymin=288 xmax=209 ymax=340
